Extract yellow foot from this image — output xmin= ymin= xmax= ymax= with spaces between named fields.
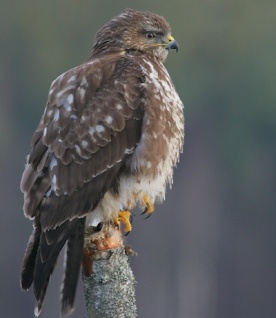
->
xmin=142 ymin=195 xmax=155 ymax=216
xmin=115 ymin=210 xmax=132 ymax=233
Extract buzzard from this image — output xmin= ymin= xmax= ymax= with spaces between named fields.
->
xmin=20 ymin=9 xmax=184 ymax=316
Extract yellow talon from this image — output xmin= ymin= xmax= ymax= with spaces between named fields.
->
xmin=115 ymin=210 xmax=132 ymax=233
xmin=142 ymin=195 xmax=155 ymax=214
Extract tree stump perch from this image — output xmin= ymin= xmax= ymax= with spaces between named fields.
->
xmin=82 ymin=223 xmax=137 ymax=318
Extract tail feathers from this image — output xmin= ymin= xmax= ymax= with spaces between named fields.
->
xmin=33 ymin=219 xmax=79 ymax=316
xmin=21 ymin=226 xmax=41 ymax=290
xmin=34 ymin=246 xmax=57 ymax=317
xmin=61 ymin=218 xmax=85 ymax=317
xmin=21 ymin=218 xmax=84 ymax=316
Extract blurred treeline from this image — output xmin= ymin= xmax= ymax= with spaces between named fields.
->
xmin=1 ymin=1 xmax=275 ymax=317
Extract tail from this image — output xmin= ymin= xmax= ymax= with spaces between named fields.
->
xmin=21 ymin=218 xmax=85 ymax=317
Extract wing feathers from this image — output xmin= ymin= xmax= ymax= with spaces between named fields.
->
xmin=20 ymin=164 xmax=39 ymax=194
xmin=39 ymin=160 xmax=123 ymax=230
xmin=21 ymin=56 xmax=145 ymax=315
xmin=23 ymin=173 xmax=50 ymax=218
xmin=21 ymin=224 xmax=41 ymax=290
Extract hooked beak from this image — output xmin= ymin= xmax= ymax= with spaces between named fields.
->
xmin=166 ymin=35 xmax=179 ymax=52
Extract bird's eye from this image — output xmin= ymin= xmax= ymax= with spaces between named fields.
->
xmin=146 ymin=32 xmax=155 ymax=39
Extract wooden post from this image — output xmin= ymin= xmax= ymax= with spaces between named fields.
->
xmin=82 ymin=223 xmax=137 ymax=318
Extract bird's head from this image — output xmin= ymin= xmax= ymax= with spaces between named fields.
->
xmin=91 ymin=9 xmax=179 ymax=62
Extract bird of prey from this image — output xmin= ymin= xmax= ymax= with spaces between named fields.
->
xmin=20 ymin=9 xmax=184 ymax=316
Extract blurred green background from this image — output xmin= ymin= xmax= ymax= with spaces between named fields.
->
xmin=1 ymin=1 xmax=275 ymax=317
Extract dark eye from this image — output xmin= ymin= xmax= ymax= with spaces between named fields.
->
xmin=146 ymin=32 xmax=155 ymax=39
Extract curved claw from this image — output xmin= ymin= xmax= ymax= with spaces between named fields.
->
xmin=92 ymin=222 xmax=103 ymax=232
xmin=141 ymin=195 xmax=155 ymax=217
xmin=141 ymin=207 xmax=147 ymax=215
xmin=115 ymin=210 xmax=132 ymax=233
xmin=144 ymin=214 xmax=152 ymax=220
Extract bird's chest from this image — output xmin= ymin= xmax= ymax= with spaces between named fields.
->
xmin=117 ymin=59 xmax=184 ymax=207
xmin=129 ymin=59 xmax=184 ymax=177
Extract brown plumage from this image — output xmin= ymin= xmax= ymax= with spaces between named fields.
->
xmin=20 ymin=9 xmax=184 ymax=316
